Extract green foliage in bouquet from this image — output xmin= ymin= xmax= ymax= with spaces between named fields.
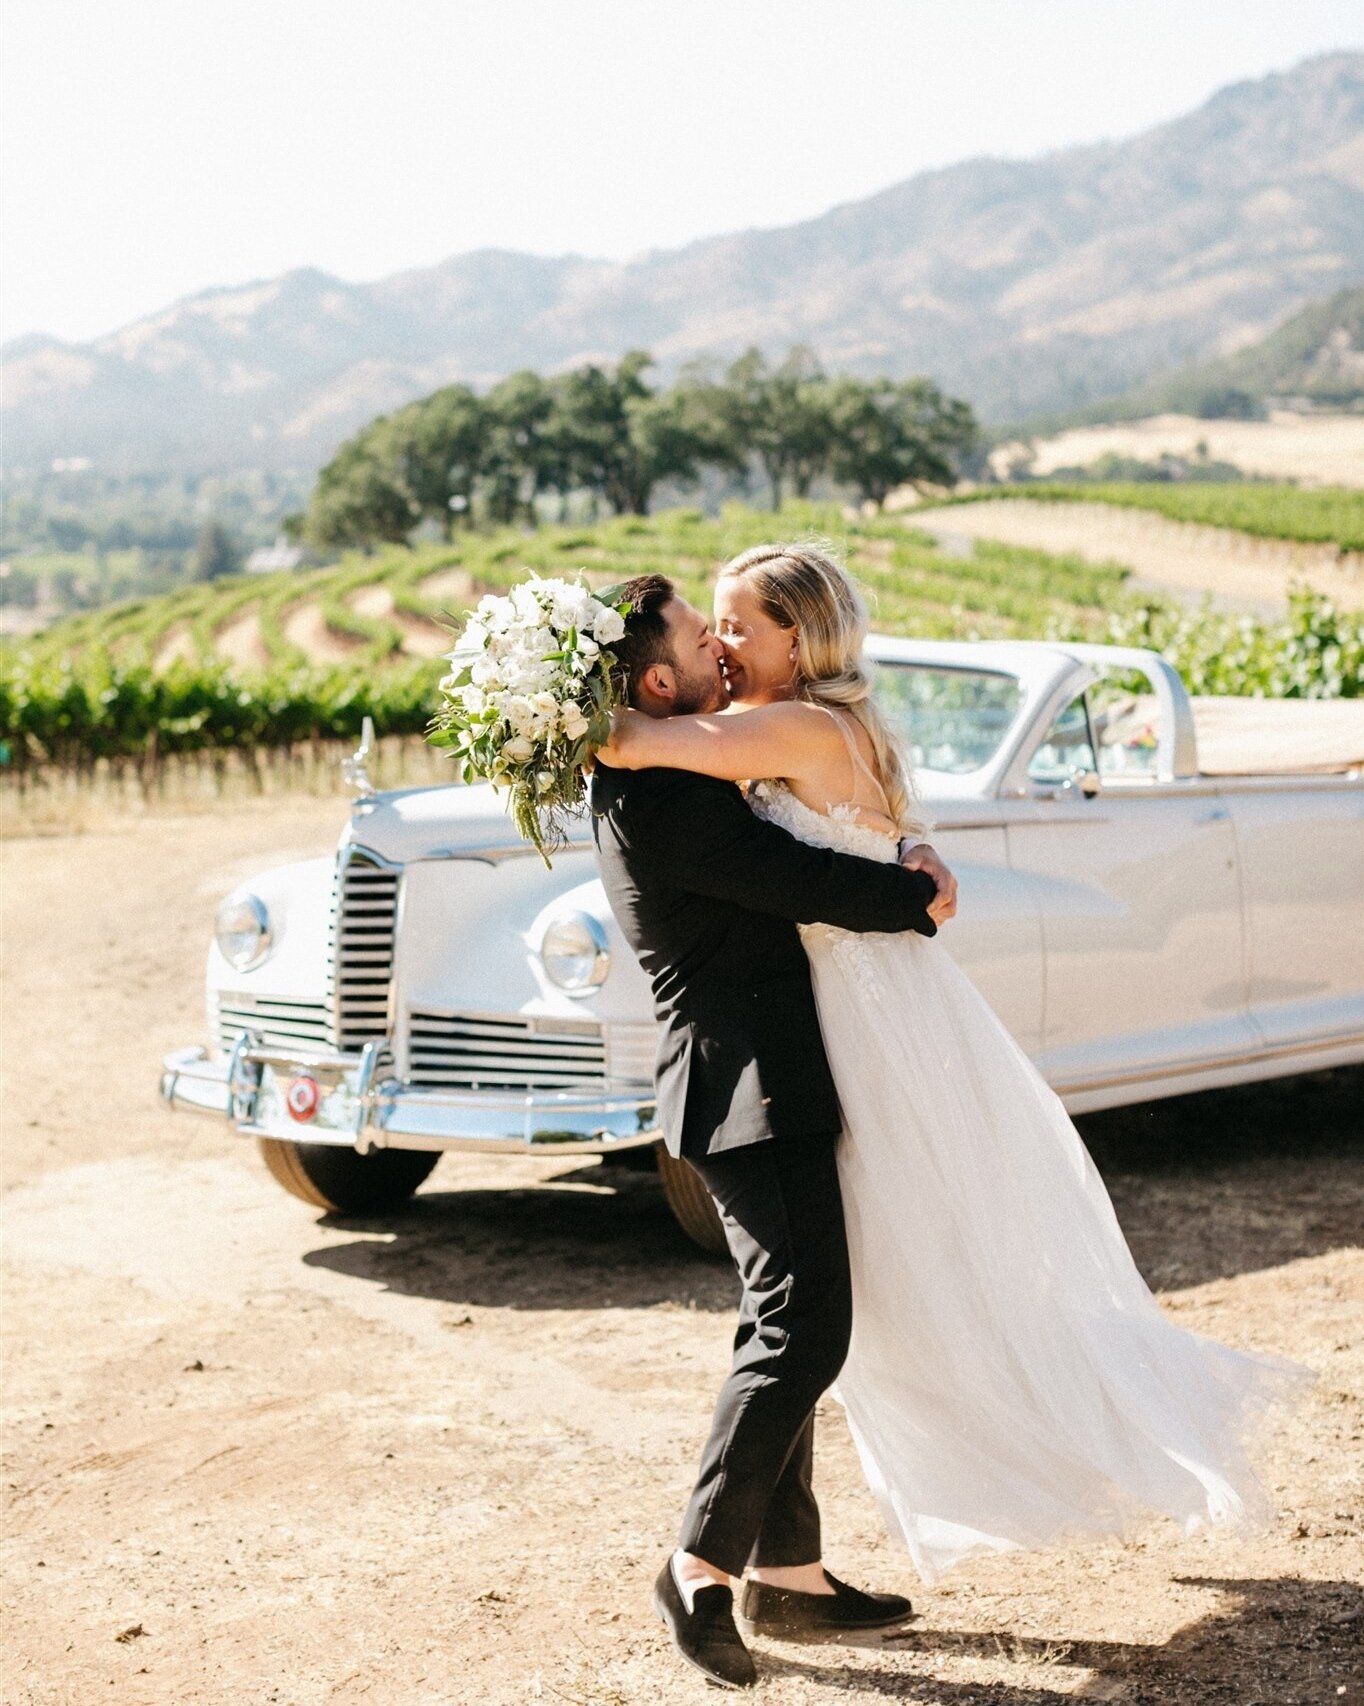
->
xmin=426 ymin=576 xmax=634 ymax=862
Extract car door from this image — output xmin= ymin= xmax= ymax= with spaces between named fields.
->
xmin=1225 ymin=781 xmax=1364 ymax=1053
xmin=1004 ymin=688 xmax=1256 ymax=1096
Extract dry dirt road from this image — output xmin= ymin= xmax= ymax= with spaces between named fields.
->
xmin=2 ymin=795 xmax=1361 ymax=1706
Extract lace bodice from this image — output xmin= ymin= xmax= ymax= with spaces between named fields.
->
xmin=749 ymin=778 xmax=900 ymax=864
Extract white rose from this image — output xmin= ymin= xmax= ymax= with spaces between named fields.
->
xmin=503 ymin=695 xmax=536 ymax=731
xmin=462 ymin=686 xmax=486 ymax=714
xmin=550 ymin=590 xmax=592 ymax=633
xmin=561 ymin=703 xmax=590 ymax=740
xmin=480 ymin=595 xmax=514 ymax=632
xmin=511 ymin=582 xmax=546 ymax=624
xmin=576 ymin=633 xmax=600 ymax=661
xmin=592 ymin=607 xmax=626 ymax=646
xmin=531 ymin=690 xmax=559 ymax=717
xmin=470 ymin=656 xmax=501 ymax=687
xmin=503 ymin=735 xmax=535 ymax=763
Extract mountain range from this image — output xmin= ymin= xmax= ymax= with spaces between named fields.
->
xmin=5 ymin=50 xmax=1363 ymax=475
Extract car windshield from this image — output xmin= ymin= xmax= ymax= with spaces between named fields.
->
xmin=874 ymin=663 xmax=1023 ymax=775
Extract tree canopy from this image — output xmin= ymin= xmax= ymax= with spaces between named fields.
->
xmin=303 ymin=347 xmax=977 ymax=547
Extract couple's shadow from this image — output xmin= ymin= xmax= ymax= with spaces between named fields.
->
xmin=756 ymin=1574 xmax=1361 ymax=1701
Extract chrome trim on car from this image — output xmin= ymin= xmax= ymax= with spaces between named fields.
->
xmin=341 ymin=715 xmax=377 ymax=797
xmin=421 ymin=840 xmax=592 ymax=865
xmin=1049 ymin=1029 xmax=1364 ymax=1098
xmin=327 ymin=845 xmax=401 ymax=1050
xmin=407 ymin=1008 xmax=609 ymax=1089
xmin=159 ymin=1040 xmax=661 ymax=1156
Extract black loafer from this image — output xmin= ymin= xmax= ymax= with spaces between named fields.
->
xmin=738 ymin=1568 xmax=913 ymax=1637
xmin=653 ymin=1556 xmax=757 ymax=1689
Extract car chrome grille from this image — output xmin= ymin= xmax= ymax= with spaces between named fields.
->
xmin=328 ymin=850 xmax=400 ymax=1050
xmin=219 ymin=995 xmax=332 ymax=1055
xmin=407 ymin=1011 xmax=610 ymax=1090
xmin=603 ymin=1022 xmax=657 ymax=1085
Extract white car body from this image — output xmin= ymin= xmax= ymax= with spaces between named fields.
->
xmin=161 ymin=639 xmax=1364 ymax=1156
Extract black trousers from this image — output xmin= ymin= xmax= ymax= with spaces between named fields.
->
xmin=677 ymin=1129 xmax=852 ymax=1577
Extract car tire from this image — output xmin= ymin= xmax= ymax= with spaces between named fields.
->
xmin=655 ymin=1145 xmax=728 ymax=1255
xmin=256 ymin=1137 xmax=440 ymax=1213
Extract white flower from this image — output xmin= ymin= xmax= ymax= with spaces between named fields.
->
xmin=479 ymin=595 xmax=515 ymax=632
xmin=592 ymin=606 xmax=626 ymax=646
xmin=462 ymin=686 xmax=486 ymax=714
xmin=531 ymin=690 xmax=559 ymax=718
xmin=550 ymin=589 xmax=592 ymax=633
xmin=503 ymin=735 xmax=535 ymax=763
xmin=470 ymin=656 xmax=501 ymax=687
xmin=561 ymin=702 xmax=590 ymax=740
xmin=503 ymin=695 xmax=536 ymax=732
xmin=576 ymin=633 xmax=600 ymax=662
xmin=511 ymin=581 xmax=546 ymax=624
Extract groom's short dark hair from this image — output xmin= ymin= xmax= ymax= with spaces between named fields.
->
xmin=614 ymin=573 xmax=676 ymax=705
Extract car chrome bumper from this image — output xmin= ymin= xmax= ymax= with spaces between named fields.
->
xmin=159 ymin=1035 xmax=661 ymax=1155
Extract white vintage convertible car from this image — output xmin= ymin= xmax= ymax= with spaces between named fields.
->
xmin=161 ymin=639 xmax=1364 ymax=1249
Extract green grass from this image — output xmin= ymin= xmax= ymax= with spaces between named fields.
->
xmin=933 ymin=483 xmax=1364 ymax=552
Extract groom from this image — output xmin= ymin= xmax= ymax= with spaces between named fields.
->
xmin=590 ymin=573 xmax=955 ymax=1689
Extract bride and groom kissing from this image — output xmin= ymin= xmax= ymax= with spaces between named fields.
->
xmin=588 ymin=544 xmax=1305 ymax=1690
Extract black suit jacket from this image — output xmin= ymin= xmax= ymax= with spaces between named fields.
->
xmin=589 ymin=762 xmax=938 ymax=1160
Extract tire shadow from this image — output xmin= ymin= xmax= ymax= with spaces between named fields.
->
xmin=301 ymin=1156 xmax=739 ymax=1312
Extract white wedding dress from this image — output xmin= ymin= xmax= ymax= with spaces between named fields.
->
xmin=748 ymin=741 xmax=1310 ymax=1585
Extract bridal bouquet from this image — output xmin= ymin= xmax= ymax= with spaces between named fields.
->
xmin=427 ymin=575 xmax=633 ymax=862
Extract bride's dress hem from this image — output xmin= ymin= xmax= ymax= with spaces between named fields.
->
xmin=834 ymin=1351 xmax=1312 ymax=1586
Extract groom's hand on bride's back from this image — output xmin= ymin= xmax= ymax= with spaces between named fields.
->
xmin=899 ymin=841 xmax=958 ymax=925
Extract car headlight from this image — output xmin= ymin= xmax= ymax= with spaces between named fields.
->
xmin=215 ymin=891 xmax=273 ymax=972
xmin=539 ymin=911 xmax=610 ymax=993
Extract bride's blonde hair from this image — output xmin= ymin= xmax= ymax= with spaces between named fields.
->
xmin=719 ymin=541 xmax=927 ymax=836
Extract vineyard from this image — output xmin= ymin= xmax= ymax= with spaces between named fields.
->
xmin=3 ymin=502 xmax=1362 ymax=786
xmin=936 ymin=482 xmax=1364 ymax=551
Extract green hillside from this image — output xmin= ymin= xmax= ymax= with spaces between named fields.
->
xmin=1055 ymin=287 xmax=1364 ymax=427
xmin=9 ymin=504 xmax=1140 ymax=677
xmin=3 ymin=503 xmax=1360 ymax=781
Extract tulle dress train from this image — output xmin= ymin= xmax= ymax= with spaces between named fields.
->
xmin=749 ymin=773 xmax=1310 ymax=1585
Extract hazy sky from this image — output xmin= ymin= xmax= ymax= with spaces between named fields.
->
xmin=3 ymin=0 xmax=1360 ymax=345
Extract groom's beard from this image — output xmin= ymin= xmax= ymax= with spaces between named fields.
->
xmin=670 ymin=663 xmax=727 ymax=717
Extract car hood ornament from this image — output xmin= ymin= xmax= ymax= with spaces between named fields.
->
xmin=341 ymin=716 xmax=377 ymax=797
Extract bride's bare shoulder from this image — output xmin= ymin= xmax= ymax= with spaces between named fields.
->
xmin=726 ymin=699 xmax=840 ymax=735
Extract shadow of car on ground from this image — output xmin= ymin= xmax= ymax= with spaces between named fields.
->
xmin=299 ymin=1066 xmax=1362 ymax=1311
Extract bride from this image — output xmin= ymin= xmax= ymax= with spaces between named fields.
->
xmin=601 ymin=540 xmax=1309 ymax=1584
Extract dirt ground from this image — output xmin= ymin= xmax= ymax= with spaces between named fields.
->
xmin=2 ymin=796 xmax=1361 ymax=1706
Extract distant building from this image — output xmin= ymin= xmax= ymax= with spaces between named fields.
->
xmin=245 ymin=536 xmax=305 ymax=574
